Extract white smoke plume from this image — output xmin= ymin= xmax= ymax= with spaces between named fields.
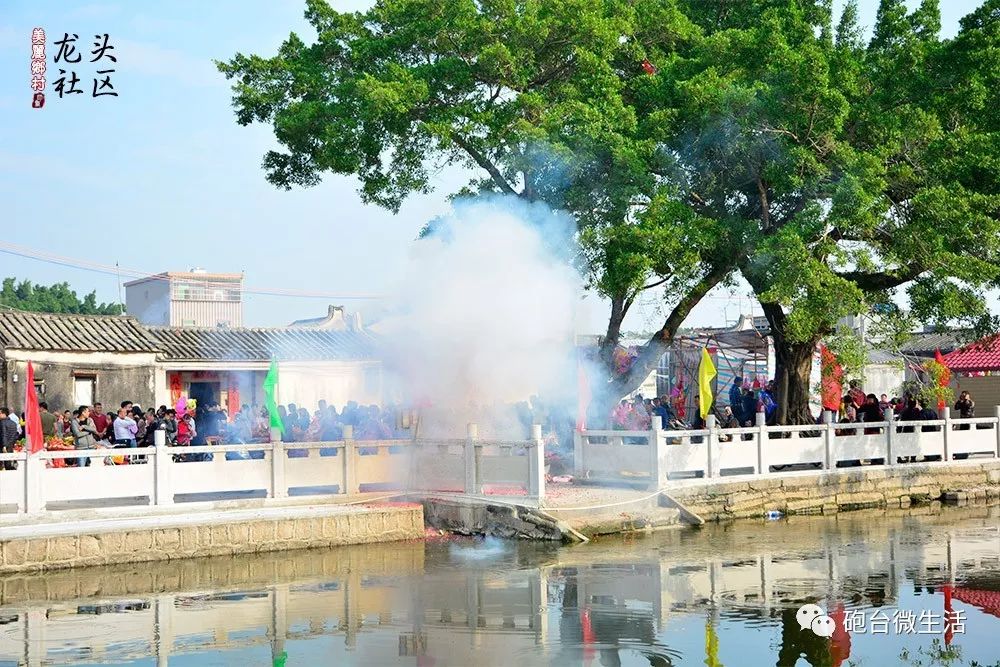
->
xmin=380 ymin=195 xmax=582 ymax=439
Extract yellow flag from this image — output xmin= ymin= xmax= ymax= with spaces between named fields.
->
xmin=698 ymin=348 xmax=716 ymax=420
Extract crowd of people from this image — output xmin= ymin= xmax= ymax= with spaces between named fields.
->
xmin=607 ymin=375 xmax=979 ymax=435
xmin=0 ymin=398 xmax=413 ymax=469
xmin=611 ymin=376 xmax=780 ymax=432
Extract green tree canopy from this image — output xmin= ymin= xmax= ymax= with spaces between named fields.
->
xmin=220 ymin=0 xmax=1000 ymax=421
xmin=218 ymin=0 xmax=736 ymax=397
xmin=0 ymin=278 xmax=122 ymax=316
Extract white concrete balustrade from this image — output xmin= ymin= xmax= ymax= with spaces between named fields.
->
xmin=0 ymin=423 xmax=546 ymax=516
xmin=574 ymin=407 xmax=1000 ymax=487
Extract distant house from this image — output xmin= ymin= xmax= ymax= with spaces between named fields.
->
xmin=943 ymin=337 xmax=1000 ymax=409
xmin=125 ymin=269 xmax=244 ymax=328
xmin=0 ymin=311 xmax=158 ymax=411
xmin=0 ymin=310 xmax=384 ymax=416
xmin=147 ymin=325 xmax=383 ymax=415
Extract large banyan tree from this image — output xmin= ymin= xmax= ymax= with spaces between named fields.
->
xmin=219 ymin=0 xmax=1000 ymax=422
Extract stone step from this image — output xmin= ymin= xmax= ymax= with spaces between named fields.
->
xmin=563 ymin=507 xmax=683 ymax=538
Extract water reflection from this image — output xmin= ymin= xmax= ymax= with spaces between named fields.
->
xmin=0 ymin=504 xmax=997 ymax=666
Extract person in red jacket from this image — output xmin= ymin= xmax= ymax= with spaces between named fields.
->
xmin=91 ymin=402 xmax=109 ymax=440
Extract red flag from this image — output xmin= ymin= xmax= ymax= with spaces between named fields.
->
xmin=943 ymin=584 xmax=954 ymax=646
xmin=829 ymin=602 xmax=852 ymax=666
xmin=934 ymin=349 xmax=950 ymax=412
xmin=24 ymin=362 xmax=44 ymax=455
xmin=641 ymin=58 xmax=657 ymax=75
xmin=576 ymin=354 xmax=591 ymax=432
xmin=820 ymin=345 xmax=843 ymax=412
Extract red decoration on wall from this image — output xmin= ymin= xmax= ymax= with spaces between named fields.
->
xmin=228 ymin=379 xmax=240 ymax=421
xmin=169 ymin=372 xmax=183 ymax=404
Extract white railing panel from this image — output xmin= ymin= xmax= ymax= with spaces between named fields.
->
xmin=171 ymin=457 xmax=270 ymax=495
xmin=285 ymin=449 xmax=347 ymax=489
xmin=411 ymin=449 xmax=465 ymax=492
xmin=355 ymin=448 xmax=409 ymax=489
xmin=43 ymin=464 xmax=154 ymax=503
xmin=715 ymin=439 xmax=759 ymax=472
xmin=0 ymin=467 xmax=24 ymax=509
xmin=767 ymin=434 xmax=826 ymax=468
xmin=950 ymin=424 xmax=998 ymax=456
xmin=660 ymin=441 xmax=706 ymax=474
xmin=582 ymin=439 xmax=652 ymax=478
xmin=830 ymin=432 xmax=888 ymax=462
xmin=479 ymin=454 xmax=530 ymax=486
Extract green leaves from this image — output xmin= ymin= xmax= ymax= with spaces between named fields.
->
xmin=0 ymin=278 xmax=121 ymax=316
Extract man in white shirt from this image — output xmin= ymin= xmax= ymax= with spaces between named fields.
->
xmin=112 ymin=407 xmax=138 ymax=448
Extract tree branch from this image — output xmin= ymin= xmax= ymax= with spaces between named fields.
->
xmin=609 ymin=262 xmax=731 ymax=397
xmin=836 ymin=265 xmax=927 ymax=291
xmin=451 ymin=135 xmax=518 ymax=196
xmin=641 ymin=276 xmax=670 ymax=291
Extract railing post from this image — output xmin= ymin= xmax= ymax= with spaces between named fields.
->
xmin=343 ymin=425 xmax=358 ymax=495
xmin=24 ymin=451 xmax=43 ymax=514
xmin=650 ymin=419 xmax=665 ymax=489
xmin=465 ymin=423 xmax=479 ymax=495
xmin=529 ymin=424 xmax=545 ymax=501
xmin=941 ymin=407 xmax=951 ymax=462
xmin=153 ymin=429 xmax=173 ymax=506
xmin=823 ymin=410 xmax=834 ymax=470
xmin=756 ymin=412 xmax=769 ymax=475
xmin=270 ymin=427 xmax=287 ymax=499
xmin=995 ymin=406 xmax=1000 ymax=458
xmin=885 ymin=409 xmax=894 ymax=466
xmin=574 ymin=430 xmax=585 ymax=480
xmin=706 ymin=415 xmax=718 ymax=479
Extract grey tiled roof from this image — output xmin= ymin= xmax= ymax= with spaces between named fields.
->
xmin=0 ymin=310 xmax=158 ymax=353
xmin=0 ymin=310 xmax=379 ymax=361
xmin=899 ymin=331 xmax=967 ymax=356
xmin=145 ymin=326 xmax=379 ymax=362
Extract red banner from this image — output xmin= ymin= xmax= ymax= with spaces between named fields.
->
xmin=227 ymin=379 xmax=240 ymax=421
xmin=24 ymin=363 xmax=44 ymax=455
xmin=169 ymin=372 xmax=183 ymax=404
xmin=820 ymin=345 xmax=843 ymax=412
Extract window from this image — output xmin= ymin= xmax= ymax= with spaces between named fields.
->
xmin=73 ymin=376 xmax=96 ymax=406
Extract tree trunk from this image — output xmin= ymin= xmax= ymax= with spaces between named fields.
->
xmin=762 ymin=303 xmax=818 ymax=425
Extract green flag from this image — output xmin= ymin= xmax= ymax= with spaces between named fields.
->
xmin=263 ymin=359 xmax=283 ymax=433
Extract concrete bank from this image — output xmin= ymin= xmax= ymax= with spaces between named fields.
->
xmin=0 ymin=501 xmax=423 ymax=574
xmin=427 ymin=460 xmax=1000 ymax=541
xmin=665 ymin=459 xmax=1000 ymax=521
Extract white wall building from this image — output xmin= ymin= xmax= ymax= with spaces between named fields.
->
xmin=125 ymin=269 xmax=244 ymax=328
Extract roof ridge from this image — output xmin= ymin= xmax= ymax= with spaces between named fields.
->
xmin=0 ymin=309 xmax=141 ymax=323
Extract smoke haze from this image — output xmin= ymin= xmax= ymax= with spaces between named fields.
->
xmin=381 ymin=196 xmax=582 ymax=439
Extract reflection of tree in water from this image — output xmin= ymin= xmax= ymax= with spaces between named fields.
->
xmin=555 ymin=575 xmax=679 ymax=667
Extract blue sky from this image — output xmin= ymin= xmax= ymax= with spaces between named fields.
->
xmin=0 ymin=1 xmax=987 ymax=332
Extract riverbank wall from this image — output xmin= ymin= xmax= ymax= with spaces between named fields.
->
xmin=0 ymin=502 xmax=423 ymax=575
xmin=663 ymin=459 xmax=1000 ymax=522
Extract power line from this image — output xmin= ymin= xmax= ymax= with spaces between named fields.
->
xmin=0 ymin=242 xmax=384 ymax=301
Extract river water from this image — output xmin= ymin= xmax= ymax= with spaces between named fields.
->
xmin=0 ymin=504 xmax=997 ymax=666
